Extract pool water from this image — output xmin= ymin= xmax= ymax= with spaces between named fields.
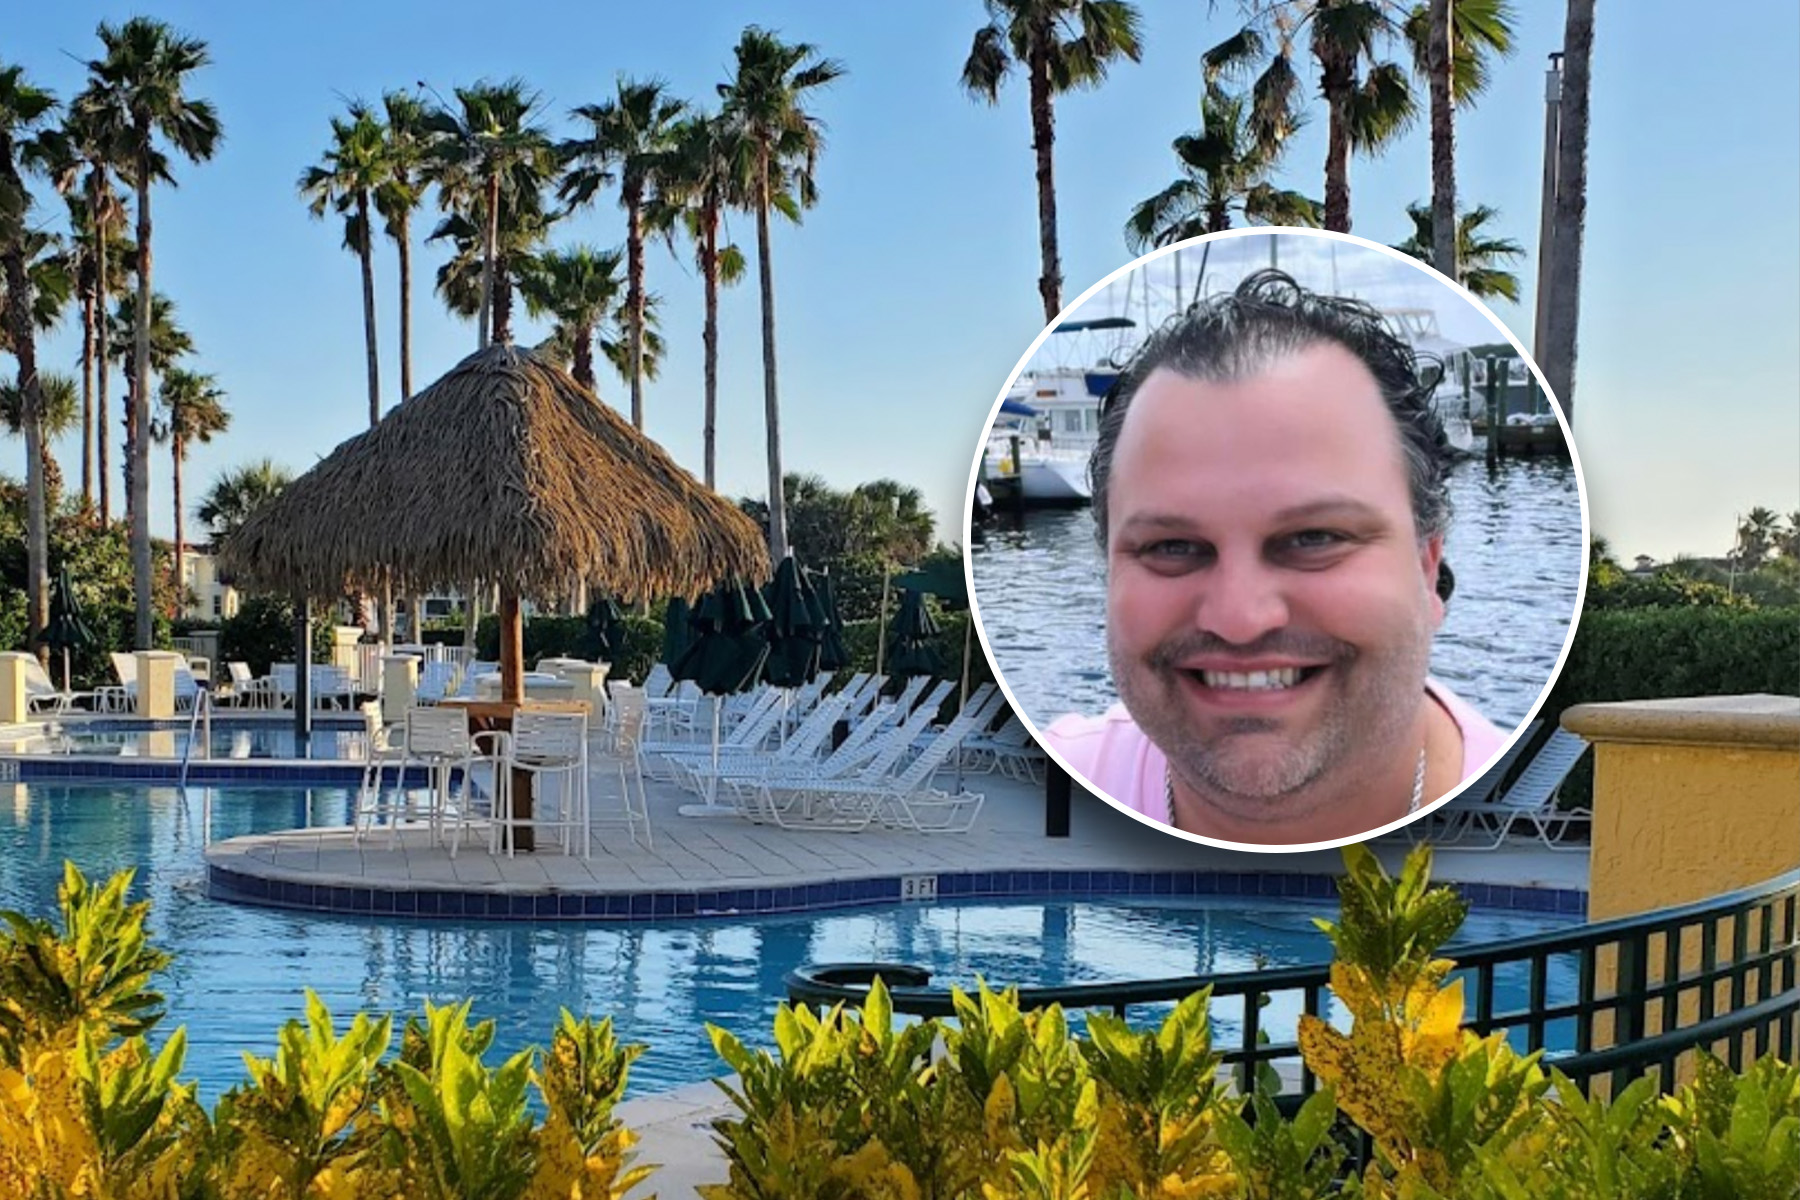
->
xmin=22 ymin=721 xmax=369 ymax=761
xmin=0 ymin=781 xmax=1579 ymax=1100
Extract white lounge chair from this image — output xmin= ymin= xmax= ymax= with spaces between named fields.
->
xmin=747 ymin=686 xmax=1003 ymax=832
xmin=1453 ymin=729 xmax=1593 ymax=851
xmin=22 ymin=658 xmax=93 ymax=715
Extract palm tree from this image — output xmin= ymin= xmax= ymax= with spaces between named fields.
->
xmin=561 ymin=78 xmax=687 ymax=431
xmin=1 ymin=369 xmax=78 ymax=505
xmin=1735 ymin=508 xmax=1782 ymax=570
xmin=428 ymin=191 xmax=554 ymax=345
xmin=421 ymin=79 xmax=556 ymax=350
xmin=962 ymin=0 xmax=1143 ymax=322
xmin=718 ymin=26 xmax=845 ymax=561
xmin=376 ymin=90 xmax=429 ymax=406
xmin=197 ymin=457 xmax=290 ymax=546
xmin=1208 ymin=2 xmax=1417 ymax=234
xmin=1403 ymin=0 xmax=1517 ymax=280
xmin=151 ymin=366 xmax=228 ymax=609
xmin=1392 ymin=202 xmax=1524 ymax=300
xmin=1781 ymin=514 xmax=1800 ymax=564
xmin=300 ymin=103 xmax=386 ymax=428
xmin=653 ymin=112 xmax=747 ymax=487
xmin=83 ymin=15 xmax=222 ymax=649
xmin=517 ymin=244 xmax=625 ymax=393
xmin=1125 ymin=82 xmax=1317 ymax=249
xmin=0 ymin=61 xmax=64 ymax=651
xmin=1541 ymin=0 xmax=1593 ymax=427
xmin=107 ymin=290 xmax=193 ymax=495
xmin=47 ymin=99 xmax=137 ymax=520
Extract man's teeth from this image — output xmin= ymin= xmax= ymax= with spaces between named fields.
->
xmin=1199 ymin=667 xmax=1303 ymax=690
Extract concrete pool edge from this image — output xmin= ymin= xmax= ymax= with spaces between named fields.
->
xmin=205 ymin=844 xmax=1588 ymax=923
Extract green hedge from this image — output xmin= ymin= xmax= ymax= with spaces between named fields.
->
xmin=1544 ymin=606 xmax=1800 ymax=807
xmin=470 ymin=614 xmax=663 ymax=686
xmin=217 ymin=595 xmax=334 ymax=677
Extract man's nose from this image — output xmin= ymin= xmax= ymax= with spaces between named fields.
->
xmin=1194 ymin=557 xmax=1289 ymax=645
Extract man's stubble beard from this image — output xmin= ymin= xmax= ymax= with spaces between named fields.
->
xmin=1108 ymin=618 xmax=1435 ymax=820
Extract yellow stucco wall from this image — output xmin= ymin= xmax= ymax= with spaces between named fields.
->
xmin=1564 ymin=694 xmax=1800 ymax=923
xmin=1562 ymin=694 xmax=1800 ymax=1069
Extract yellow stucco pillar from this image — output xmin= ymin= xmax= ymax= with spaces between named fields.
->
xmin=135 ymin=651 xmax=180 ymax=719
xmin=1562 ymin=693 xmax=1800 ymax=923
xmin=1562 ymin=693 xmax=1800 ymax=1072
xmin=0 ymin=653 xmax=34 ymax=725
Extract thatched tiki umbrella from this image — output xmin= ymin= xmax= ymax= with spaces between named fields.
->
xmin=221 ymin=345 xmax=768 ymax=844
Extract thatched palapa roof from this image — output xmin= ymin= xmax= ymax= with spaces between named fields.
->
xmin=220 ymin=344 xmax=769 ymax=602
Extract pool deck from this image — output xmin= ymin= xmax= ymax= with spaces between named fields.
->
xmin=200 ymin=752 xmax=1591 ymax=916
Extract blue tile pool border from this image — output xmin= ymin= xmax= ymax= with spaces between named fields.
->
xmin=206 ymin=862 xmax=1588 ymax=924
xmin=3 ymin=755 xmax=440 ymax=787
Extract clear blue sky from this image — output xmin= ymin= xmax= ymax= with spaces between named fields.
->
xmin=9 ymin=1 xmax=1798 ymax=562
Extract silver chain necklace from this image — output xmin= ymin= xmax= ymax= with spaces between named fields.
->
xmin=1163 ymin=747 xmax=1428 ymax=829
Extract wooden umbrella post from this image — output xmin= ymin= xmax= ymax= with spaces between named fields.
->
xmin=498 ymin=587 xmax=532 ymax=852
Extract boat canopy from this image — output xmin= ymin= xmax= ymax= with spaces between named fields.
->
xmin=1000 ymin=397 xmax=1039 ymax=417
xmin=1052 ymin=315 xmax=1136 ymax=334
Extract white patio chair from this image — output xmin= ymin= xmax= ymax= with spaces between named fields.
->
xmin=269 ymin=663 xmax=297 ymax=710
xmin=218 ymin=661 xmax=271 ymax=709
xmin=1456 ymin=729 xmax=1594 ymax=851
xmin=592 ymin=686 xmax=652 ymax=849
xmin=22 ymin=658 xmax=93 ymax=715
xmin=491 ymin=710 xmax=590 ymax=858
xmin=353 ymin=704 xmax=415 ymax=844
xmin=1409 ymin=720 xmax=1543 ymax=844
xmin=414 ymin=660 xmax=458 ymax=706
xmin=96 ymin=652 xmax=138 ymax=713
xmin=641 ymin=662 xmax=674 ymax=699
xmin=396 ymin=705 xmax=508 ymax=855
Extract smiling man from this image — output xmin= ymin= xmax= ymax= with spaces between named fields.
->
xmin=1042 ymin=269 xmax=1505 ymax=846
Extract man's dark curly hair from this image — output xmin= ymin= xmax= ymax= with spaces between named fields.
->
xmin=1089 ymin=268 xmax=1455 ymax=550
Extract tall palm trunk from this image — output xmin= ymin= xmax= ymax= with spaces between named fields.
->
xmin=571 ymin=320 xmax=595 ymax=391
xmin=1207 ymin=201 xmax=1230 ymax=234
xmin=1542 ymin=0 xmax=1593 ymax=427
xmin=131 ymin=131 xmax=154 ymax=649
xmin=170 ymin=433 xmax=185 ymax=614
xmin=356 ymin=192 xmax=381 ymax=427
xmin=93 ymin=167 xmax=111 ymax=524
xmin=477 ymin=174 xmax=498 ymax=349
xmin=701 ymin=196 xmax=720 ymax=488
xmin=79 ymin=276 xmax=95 ymax=510
xmin=1428 ymin=0 xmax=1457 ymax=280
xmin=754 ymin=143 xmax=787 ymax=561
xmin=625 ymin=181 xmax=646 ymax=430
xmin=1026 ymin=33 xmax=1062 ymax=323
xmin=396 ymin=206 xmax=421 ymax=642
xmin=396 ymin=209 xmax=413 ymax=402
xmin=493 ymin=255 xmax=513 ymax=344
xmin=1318 ymin=48 xmax=1356 ymax=233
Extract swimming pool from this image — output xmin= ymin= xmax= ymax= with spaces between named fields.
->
xmin=13 ymin=717 xmax=369 ymax=761
xmin=0 ymin=780 xmax=1580 ymax=1100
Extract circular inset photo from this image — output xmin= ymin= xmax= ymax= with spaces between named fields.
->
xmin=966 ymin=229 xmax=1588 ymax=852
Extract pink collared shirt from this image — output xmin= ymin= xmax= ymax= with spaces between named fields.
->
xmin=1042 ymin=679 xmax=1509 ymax=827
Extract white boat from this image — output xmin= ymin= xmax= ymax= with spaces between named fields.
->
xmin=987 ymin=316 xmax=1135 ymax=506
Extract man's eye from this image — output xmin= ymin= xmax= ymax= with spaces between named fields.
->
xmin=1277 ymin=529 xmax=1351 ymax=554
xmin=1138 ymin=540 xmax=1212 ymax=568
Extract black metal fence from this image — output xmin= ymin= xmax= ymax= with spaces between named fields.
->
xmin=787 ymin=867 xmax=1800 ymax=1098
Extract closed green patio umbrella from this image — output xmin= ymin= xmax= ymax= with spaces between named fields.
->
xmin=761 ymin=556 xmax=822 ymax=690
xmin=885 ymin=588 xmax=943 ymax=681
xmin=674 ymin=579 xmax=771 ymax=817
xmin=895 ymin=559 xmax=977 ymax=712
xmin=809 ymin=569 xmax=850 ymax=672
xmin=43 ymin=566 xmax=97 ymax=693
xmin=586 ymin=595 xmax=627 ymax=664
xmin=660 ymin=596 xmax=695 ymax=671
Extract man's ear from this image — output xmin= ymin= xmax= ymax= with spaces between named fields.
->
xmin=1420 ymin=534 xmax=1446 ymax=626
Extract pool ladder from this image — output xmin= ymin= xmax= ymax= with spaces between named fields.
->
xmin=179 ymin=687 xmax=213 ymax=790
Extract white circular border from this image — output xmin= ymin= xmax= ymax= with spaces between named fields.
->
xmin=960 ymin=226 xmax=1593 ymax=854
